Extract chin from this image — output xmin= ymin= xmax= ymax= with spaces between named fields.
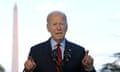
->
xmin=57 ymin=36 xmax=64 ymax=39
xmin=54 ymin=37 xmax=64 ymax=42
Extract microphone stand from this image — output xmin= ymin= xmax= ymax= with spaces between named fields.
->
xmin=61 ymin=49 xmax=71 ymax=72
xmin=51 ymin=48 xmax=71 ymax=72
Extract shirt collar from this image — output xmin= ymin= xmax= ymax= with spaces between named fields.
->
xmin=50 ymin=38 xmax=65 ymax=50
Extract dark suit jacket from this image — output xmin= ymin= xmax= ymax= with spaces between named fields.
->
xmin=28 ymin=38 xmax=96 ymax=72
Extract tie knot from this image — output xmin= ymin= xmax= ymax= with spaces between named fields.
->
xmin=56 ymin=43 xmax=60 ymax=47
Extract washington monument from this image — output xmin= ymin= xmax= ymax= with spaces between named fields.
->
xmin=12 ymin=3 xmax=19 ymax=72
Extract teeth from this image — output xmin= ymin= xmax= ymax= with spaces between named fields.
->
xmin=56 ymin=32 xmax=62 ymax=34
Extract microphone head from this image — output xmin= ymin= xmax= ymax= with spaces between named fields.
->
xmin=51 ymin=49 xmax=58 ymax=62
xmin=64 ymin=49 xmax=71 ymax=63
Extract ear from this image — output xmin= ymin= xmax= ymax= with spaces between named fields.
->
xmin=47 ymin=24 xmax=50 ymax=32
xmin=65 ymin=24 xmax=68 ymax=32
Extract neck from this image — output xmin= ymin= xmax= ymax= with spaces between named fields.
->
xmin=55 ymin=39 xmax=63 ymax=43
xmin=52 ymin=38 xmax=64 ymax=44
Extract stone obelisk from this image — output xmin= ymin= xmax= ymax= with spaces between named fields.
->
xmin=12 ymin=3 xmax=18 ymax=72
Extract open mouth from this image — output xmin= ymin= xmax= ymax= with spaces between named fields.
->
xmin=56 ymin=32 xmax=63 ymax=34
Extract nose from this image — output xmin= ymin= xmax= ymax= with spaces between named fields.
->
xmin=56 ymin=24 xmax=62 ymax=30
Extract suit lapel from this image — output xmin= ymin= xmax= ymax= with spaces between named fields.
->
xmin=44 ymin=38 xmax=56 ymax=72
xmin=63 ymin=40 xmax=72 ymax=63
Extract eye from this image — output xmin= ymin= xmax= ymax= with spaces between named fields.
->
xmin=52 ymin=23 xmax=57 ymax=25
xmin=60 ymin=23 xmax=65 ymax=26
xmin=60 ymin=23 xmax=64 ymax=25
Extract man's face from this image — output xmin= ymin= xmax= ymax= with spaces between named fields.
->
xmin=47 ymin=13 xmax=67 ymax=42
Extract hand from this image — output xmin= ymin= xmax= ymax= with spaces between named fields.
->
xmin=24 ymin=56 xmax=36 ymax=71
xmin=82 ymin=50 xmax=94 ymax=69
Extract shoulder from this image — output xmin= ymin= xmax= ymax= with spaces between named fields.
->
xmin=30 ymin=39 xmax=50 ymax=50
xmin=66 ymin=40 xmax=86 ymax=59
xmin=66 ymin=40 xmax=85 ymax=51
xmin=67 ymin=40 xmax=84 ymax=48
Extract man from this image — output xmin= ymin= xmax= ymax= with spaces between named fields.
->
xmin=24 ymin=11 xmax=96 ymax=72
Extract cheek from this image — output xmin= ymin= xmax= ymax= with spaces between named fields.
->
xmin=48 ymin=27 xmax=55 ymax=33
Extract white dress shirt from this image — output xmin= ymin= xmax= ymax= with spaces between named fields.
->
xmin=50 ymin=38 xmax=65 ymax=59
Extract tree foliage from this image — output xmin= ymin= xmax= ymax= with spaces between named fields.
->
xmin=0 ymin=65 xmax=5 ymax=72
xmin=100 ymin=52 xmax=120 ymax=72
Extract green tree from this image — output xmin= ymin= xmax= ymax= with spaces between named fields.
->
xmin=0 ymin=65 xmax=5 ymax=72
xmin=100 ymin=52 xmax=120 ymax=72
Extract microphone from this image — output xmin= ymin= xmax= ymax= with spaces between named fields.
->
xmin=51 ymin=48 xmax=71 ymax=72
xmin=51 ymin=49 xmax=58 ymax=62
xmin=51 ymin=48 xmax=63 ymax=72
xmin=63 ymin=49 xmax=71 ymax=63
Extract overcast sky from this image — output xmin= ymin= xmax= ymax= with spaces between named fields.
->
xmin=0 ymin=0 xmax=120 ymax=72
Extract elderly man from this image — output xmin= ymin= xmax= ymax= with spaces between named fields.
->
xmin=24 ymin=11 xmax=96 ymax=72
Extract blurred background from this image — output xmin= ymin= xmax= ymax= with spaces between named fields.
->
xmin=0 ymin=0 xmax=120 ymax=72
